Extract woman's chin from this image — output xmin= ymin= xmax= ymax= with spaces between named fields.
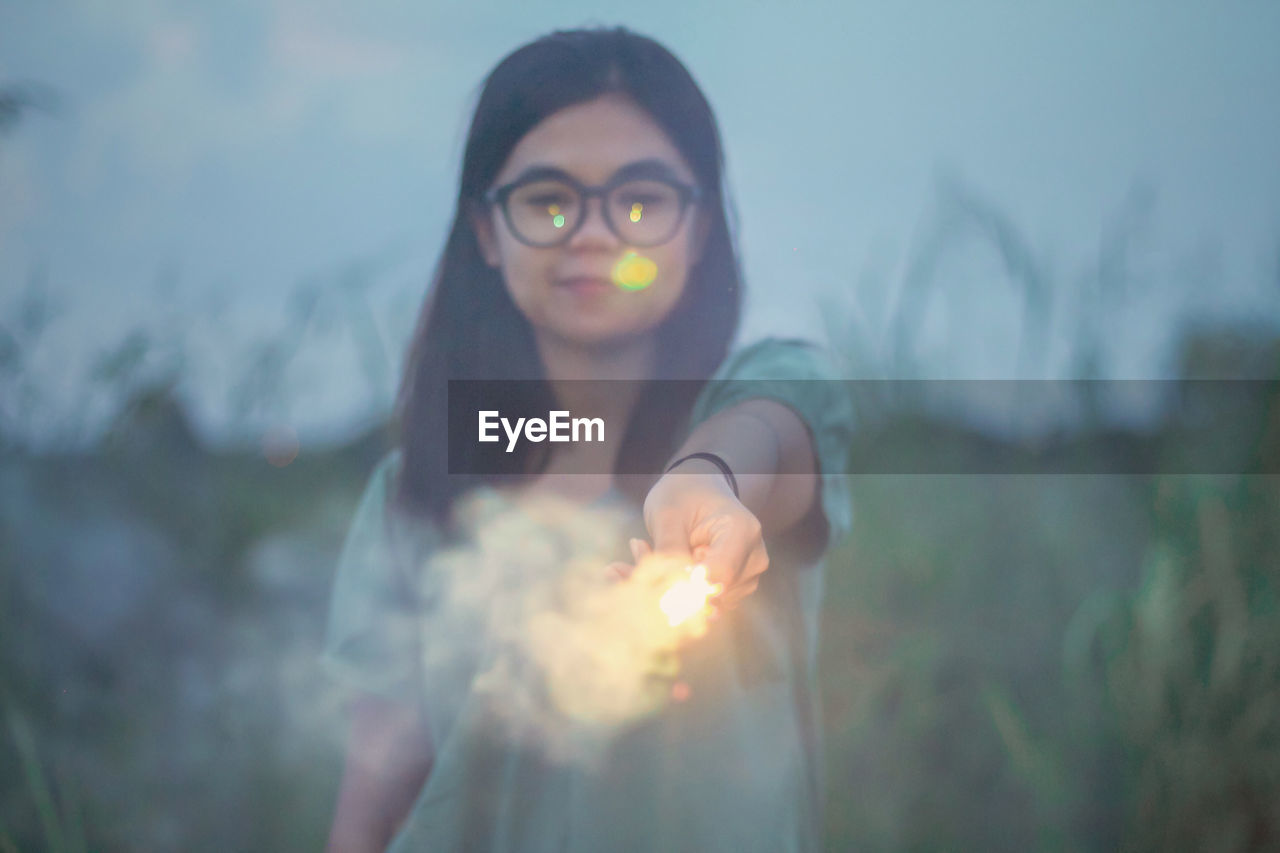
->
xmin=543 ymin=319 xmax=658 ymax=350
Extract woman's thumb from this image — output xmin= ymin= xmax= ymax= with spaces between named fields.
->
xmin=629 ymin=537 xmax=652 ymax=563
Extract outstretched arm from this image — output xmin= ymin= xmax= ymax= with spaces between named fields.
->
xmin=641 ymin=398 xmax=820 ymax=607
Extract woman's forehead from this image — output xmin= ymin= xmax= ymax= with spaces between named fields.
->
xmin=496 ymin=95 xmax=695 ymax=186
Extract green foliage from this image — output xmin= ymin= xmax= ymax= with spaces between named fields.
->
xmin=89 ymin=331 xmax=150 ymax=387
xmin=0 ymin=691 xmax=87 ymax=853
xmin=819 ymin=473 xmax=1139 ymax=851
xmin=819 ymin=471 xmax=1279 ymax=851
xmin=1100 ymin=477 xmax=1280 ymax=851
xmin=2 ymin=171 xmax=1277 ymax=850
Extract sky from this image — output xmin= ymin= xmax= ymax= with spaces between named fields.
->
xmin=1 ymin=0 xmax=1278 ymax=449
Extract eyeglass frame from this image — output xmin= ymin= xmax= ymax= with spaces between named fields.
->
xmin=480 ymin=167 xmax=704 ymax=249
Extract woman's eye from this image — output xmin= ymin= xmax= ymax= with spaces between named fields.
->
xmin=620 ymin=194 xmax=667 ymax=207
xmin=525 ymin=194 xmax=570 ymax=208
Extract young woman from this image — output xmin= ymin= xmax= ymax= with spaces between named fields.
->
xmin=323 ymin=26 xmax=855 ymax=853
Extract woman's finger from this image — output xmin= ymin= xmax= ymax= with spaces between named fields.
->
xmin=719 ymin=578 xmax=759 ymax=610
xmin=740 ymin=541 xmax=770 ymax=585
xmin=698 ymin=513 xmax=761 ymax=591
xmin=648 ymin=508 xmax=693 ymax=561
xmin=712 ymin=541 xmax=768 ymax=609
xmin=629 ymin=537 xmax=652 ymax=564
xmin=604 ymin=560 xmax=634 ymax=581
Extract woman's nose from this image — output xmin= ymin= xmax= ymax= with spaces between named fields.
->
xmin=567 ymin=197 xmax=617 ymax=248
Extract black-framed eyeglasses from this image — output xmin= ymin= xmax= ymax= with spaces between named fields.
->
xmin=482 ymin=170 xmax=702 ymax=249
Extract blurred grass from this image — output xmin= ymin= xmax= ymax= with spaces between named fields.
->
xmin=3 ymin=350 xmax=1277 ymax=851
xmin=1100 ymin=477 xmax=1280 ymax=852
xmin=0 ymin=172 xmax=1277 ymax=850
xmin=817 ymin=466 xmax=1279 ymax=851
xmin=1 ymin=688 xmax=86 ymax=853
xmin=819 ymin=473 xmax=1138 ymax=851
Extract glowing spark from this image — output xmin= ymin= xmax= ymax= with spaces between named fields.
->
xmin=629 ymin=202 xmax=643 ymax=223
xmin=611 ymin=251 xmax=658 ymax=291
xmin=658 ymin=564 xmax=722 ymax=627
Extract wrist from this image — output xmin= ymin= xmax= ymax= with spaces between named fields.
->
xmin=664 ymin=452 xmax=739 ymax=498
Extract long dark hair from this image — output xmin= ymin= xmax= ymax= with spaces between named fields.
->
xmin=392 ymin=27 xmax=743 ymax=531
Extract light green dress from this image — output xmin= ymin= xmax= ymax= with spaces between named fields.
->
xmin=322 ymin=337 xmax=855 ymax=852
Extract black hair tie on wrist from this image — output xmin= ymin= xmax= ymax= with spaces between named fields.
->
xmin=665 ymin=452 xmax=739 ymax=499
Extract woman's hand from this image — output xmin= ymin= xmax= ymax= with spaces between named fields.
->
xmin=635 ymin=461 xmax=770 ymax=610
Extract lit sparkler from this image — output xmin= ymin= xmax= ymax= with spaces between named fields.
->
xmin=658 ymin=564 xmax=722 ymax=627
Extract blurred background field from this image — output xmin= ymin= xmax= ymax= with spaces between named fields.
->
xmin=2 ymin=235 xmax=1277 ymax=851
xmin=3 ymin=4 xmax=1280 ymax=850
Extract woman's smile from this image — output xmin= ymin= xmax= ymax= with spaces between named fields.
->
xmin=560 ymin=281 xmax=613 ymax=298
xmin=557 ymin=274 xmax=617 ymax=296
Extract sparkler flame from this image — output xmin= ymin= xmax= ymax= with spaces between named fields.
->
xmin=658 ymin=564 xmax=722 ymax=627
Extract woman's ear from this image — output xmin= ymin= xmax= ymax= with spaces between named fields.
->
xmin=470 ymin=202 xmax=501 ymax=268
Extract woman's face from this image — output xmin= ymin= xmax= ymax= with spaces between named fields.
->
xmin=473 ymin=94 xmax=708 ymax=350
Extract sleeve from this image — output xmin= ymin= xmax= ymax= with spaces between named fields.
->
xmin=686 ymin=337 xmax=856 ymax=554
xmin=320 ymin=450 xmax=424 ymax=701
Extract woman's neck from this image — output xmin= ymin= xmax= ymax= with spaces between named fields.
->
xmin=535 ymin=331 xmax=656 ymax=416
xmin=535 ymin=330 xmax=656 ymax=380
xmin=527 ymin=331 xmax=655 ymax=482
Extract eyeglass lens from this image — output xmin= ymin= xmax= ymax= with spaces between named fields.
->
xmin=505 ymin=179 xmax=685 ymax=246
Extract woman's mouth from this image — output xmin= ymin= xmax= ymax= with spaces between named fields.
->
xmin=557 ymin=276 xmax=613 ymax=295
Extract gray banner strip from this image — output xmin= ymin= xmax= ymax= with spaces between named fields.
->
xmin=446 ymin=380 xmax=1279 ymax=475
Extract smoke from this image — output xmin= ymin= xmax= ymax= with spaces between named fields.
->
xmin=413 ymin=487 xmax=713 ymax=768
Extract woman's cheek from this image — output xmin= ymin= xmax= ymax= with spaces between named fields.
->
xmin=653 ymin=250 xmax=691 ymax=308
xmin=507 ymin=259 xmax=552 ymax=312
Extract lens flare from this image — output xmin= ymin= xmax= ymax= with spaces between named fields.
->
xmin=611 ymin=251 xmax=658 ymax=291
xmin=629 ymin=202 xmax=643 ymax=223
